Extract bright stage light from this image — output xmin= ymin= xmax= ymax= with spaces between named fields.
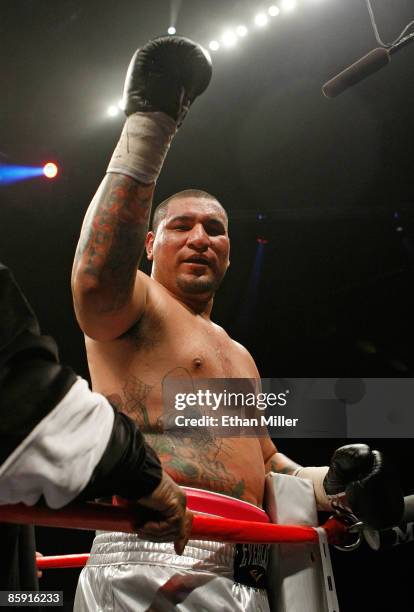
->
xmin=43 ymin=162 xmax=58 ymax=179
xmin=117 ymin=99 xmax=125 ymax=110
xmin=268 ymin=6 xmax=281 ymax=17
xmin=107 ymin=105 xmax=119 ymax=117
xmin=209 ymin=40 xmax=220 ymax=51
xmin=254 ymin=13 xmax=269 ymax=27
xmin=222 ymin=31 xmax=237 ymax=47
xmin=236 ymin=25 xmax=248 ymax=37
xmin=281 ymin=0 xmax=297 ymax=11
xmin=168 ymin=26 xmax=176 ymax=35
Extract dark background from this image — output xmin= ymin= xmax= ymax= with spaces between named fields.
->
xmin=1 ymin=0 xmax=414 ymax=609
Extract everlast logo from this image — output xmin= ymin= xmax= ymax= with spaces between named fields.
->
xmin=249 ymin=568 xmax=265 ymax=583
xmin=234 ymin=544 xmax=270 ymax=590
xmin=239 ymin=544 xmax=270 ymax=568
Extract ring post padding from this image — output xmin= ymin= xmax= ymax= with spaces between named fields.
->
xmin=264 ymin=473 xmax=340 ymax=612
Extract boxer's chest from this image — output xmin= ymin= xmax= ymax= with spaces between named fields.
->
xmin=160 ymin=311 xmax=245 ymax=378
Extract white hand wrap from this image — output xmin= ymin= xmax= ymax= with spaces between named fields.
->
xmin=107 ymin=112 xmax=177 ymax=184
xmin=293 ymin=466 xmax=331 ymax=511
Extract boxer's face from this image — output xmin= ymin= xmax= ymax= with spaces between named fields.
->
xmin=146 ymin=197 xmax=230 ymax=298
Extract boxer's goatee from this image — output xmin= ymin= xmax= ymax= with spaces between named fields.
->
xmin=177 ymin=277 xmax=220 ymax=294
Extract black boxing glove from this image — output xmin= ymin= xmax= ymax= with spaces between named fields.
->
xmin=294 ymin=444 xmax=404 ymax=529
xmin=107 ymin=36 xmax=212 ymax=184
xmin=324 ymin=444 xmax=404 ymax=529
xmin=122 ymin=36 xmax=212 ymax=124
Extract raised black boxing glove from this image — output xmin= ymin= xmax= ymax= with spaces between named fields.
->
xmin=294 ymin=444 xmax=404 ymax=529
xmin=107 ymin=36 xmax=212 ymax=184
xmin=324 ymin=444 xmax=404 ymax=530
xmin=122 ymin=36 xmax=212 ymax=125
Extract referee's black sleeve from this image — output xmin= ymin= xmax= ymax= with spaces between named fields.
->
xmin=0 ymin=263 xmax=162 ymax=508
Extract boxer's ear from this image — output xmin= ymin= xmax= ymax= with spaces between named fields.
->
xmin=146 ymin=231 xmax=155 ymax=261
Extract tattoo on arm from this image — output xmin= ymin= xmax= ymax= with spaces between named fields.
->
xmin=268 ymin=453 xmax=301 ymax=476
xmin=74 ymin=174 xmax=154 ymax=312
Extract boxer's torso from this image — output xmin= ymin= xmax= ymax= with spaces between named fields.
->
xmin=85 ymin=276 xmax=268 ymax=507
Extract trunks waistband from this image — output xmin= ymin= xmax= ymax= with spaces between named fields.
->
xmin=87 ymin=532 xmax=269 ymax=589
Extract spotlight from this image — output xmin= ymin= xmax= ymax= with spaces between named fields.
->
xmin=222 ymin=31 xmax=237 ymax=47
xmin=168 ymin=26 xmax=176 ymax=35
xmin=236 ymin=25 xmax=248 ymax=37
xmin=117 ymin=99 xmax=125 ymax=110
xmin=0 ymin=165 xmax=44 ymax=185
xmin=43 ymin=162 xmax=58 ymax=179
xmin=107 ymin=105 xmax=119 ymax=117
xmin=281 ymin=0 xmax=297 ymax=11
xmin=254 ymin=13 xmax=269 ymax=27
xmin=268 ymin=6 xmax=281 ymax=17
xmin=209 ymin=40 xmax=220 ymax=51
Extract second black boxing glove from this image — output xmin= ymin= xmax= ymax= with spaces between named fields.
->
xmin=324 ymin=444 xmax=404 ymax=529
xmin=294 ymin=444 xmax=404 ymax=529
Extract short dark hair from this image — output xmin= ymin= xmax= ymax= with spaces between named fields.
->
xmin=152 ymin=189 xmax=227 ymax=234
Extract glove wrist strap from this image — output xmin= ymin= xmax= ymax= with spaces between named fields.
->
xmin=107 ymin=112 xmax=177 ymax=184
xmin=294 ymin=466 xmax=332 ymax=510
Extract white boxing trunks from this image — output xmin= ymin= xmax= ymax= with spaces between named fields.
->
xmin=74 ymin=532 xmax=270 ymax=612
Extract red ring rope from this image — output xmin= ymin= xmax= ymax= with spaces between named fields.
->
xmin=0 ymin=502 xmax=348 ymax=570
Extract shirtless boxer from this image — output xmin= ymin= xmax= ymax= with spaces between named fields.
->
xmin=71 ymin=36 xmax=403 ymax=611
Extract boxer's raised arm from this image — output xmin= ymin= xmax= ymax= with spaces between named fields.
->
xmin=72 ymin=36 xmax=212 ymax=341
xmin=72 ymin=176 xmax=154 ymax=340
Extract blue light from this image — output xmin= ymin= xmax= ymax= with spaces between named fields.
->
xmin=236 ymin=240 xmax=266 ymax=328
xmin=0 ymin=164 xmax=44 ymax=185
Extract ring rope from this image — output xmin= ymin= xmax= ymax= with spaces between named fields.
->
xmin=0 ymin=502 xmax=348 ymax=570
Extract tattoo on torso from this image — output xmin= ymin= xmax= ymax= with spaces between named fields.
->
xmin=107 ymin=373 xmax=246 ymax=499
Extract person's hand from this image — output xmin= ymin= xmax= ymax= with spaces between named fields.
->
xmin=136 ymin=471 xmax=193 ymax=555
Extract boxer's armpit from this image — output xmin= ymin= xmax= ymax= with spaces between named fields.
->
xmin=73 ymin=174 xmax=154 ymax=313
xmin=267 ymin=452 xmax=302 ymax=476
